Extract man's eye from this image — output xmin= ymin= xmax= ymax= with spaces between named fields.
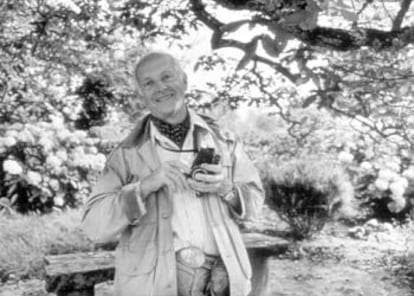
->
xmin=163 ymin=74 xmax=172 ymax=80
xmin=144 ymin=81 xmax=153 ymax=87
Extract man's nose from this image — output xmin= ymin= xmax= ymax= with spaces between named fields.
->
xmin=154 ymin=80 xmax=167 ymax=91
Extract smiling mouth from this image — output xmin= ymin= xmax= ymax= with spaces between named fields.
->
xmin=154 ymin=93 xmax=174 ymax=103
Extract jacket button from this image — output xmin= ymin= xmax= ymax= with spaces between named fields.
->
xmin=162 ymin=213 xmax=169 ymax=219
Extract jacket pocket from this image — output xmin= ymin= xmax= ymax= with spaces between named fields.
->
xmin=115 ymin=241 xmax=157 ymax=276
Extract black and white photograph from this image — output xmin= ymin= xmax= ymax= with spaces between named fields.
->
xmin=1 ymin=0 xmax=414 ymax=295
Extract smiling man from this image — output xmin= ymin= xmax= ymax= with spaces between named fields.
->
xmin=82 ymin=52 xmax=264 ymax=296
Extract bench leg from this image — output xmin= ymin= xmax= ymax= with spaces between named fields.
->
xmin=57 ymin=287 xmax=94 ymax=296
xmin=248 ymin=249 xmax=271 ymax=296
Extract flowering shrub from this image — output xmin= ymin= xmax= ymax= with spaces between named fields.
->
xmin=224 ymin=108 xmax=414 ymax=224
xmin=263 ymin=158 xmax=355 ymax=239
xmin=0 ymin=118 xmax=115 ymax=214
xmin=337 ymin=145 xmax=414 ymax=222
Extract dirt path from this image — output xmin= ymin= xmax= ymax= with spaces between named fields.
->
xmin=1 ymin=222 xmax=413 ymax=296
xmin=268 ymin=222 xmax=414 ymax=296
xmin=269 ymin=258 xmax=410 ymax=296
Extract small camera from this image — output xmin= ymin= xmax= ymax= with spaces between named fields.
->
xmin=191 ymin=148 xmax=221 ymax=180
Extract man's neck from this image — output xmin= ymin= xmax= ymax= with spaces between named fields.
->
xmin=152 ymin=108 xmax=189 ymax=125
xmin=150 ymin=111 xmax=190 ymax=148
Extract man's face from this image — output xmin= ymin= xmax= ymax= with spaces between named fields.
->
xmin=136 ymin=55 xmax=187 ymax=124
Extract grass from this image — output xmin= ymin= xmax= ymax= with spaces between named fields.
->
xmin=0 ymin=209 xmax=94 ymax=282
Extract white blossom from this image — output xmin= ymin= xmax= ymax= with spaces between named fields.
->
xmin=378 ymin=169 xmax=398 ymax=182
xmin=92 ymin=153 xmax=106 ymax=171
xmin=25 ymin=124 xmax=43 ymax=137
xmin=402 ymin=168 xmax=414 ymax=179
xmin=5 ymin=130 xmax=18 ymax=139
xmin=56 ymin=150 xmax=68 ymax=162
xmin=39 ymin=137 xmax=55 ymax=152
xmin=360 ymin=161 xmax=373 ymax=171
xmin=73 ymin=130 xmax=87 ymax=140
xmin=387 ymin=198 xmax=406 ymax=213
xmin=394 ymin=177 xmax=408 ymax=188
xmin=374 ymin=178 xmax=389 ymax=191
xmin=27 ymin=170 xmax=42 ymax=185
xmin=389 ymin=181 xmax=406 ymax=199
xmin=338 ymin=151 xmax=353 ymax=163
xmin=50 ymin=114 xmax=65 ymax=127
xmin=49 ymin=179 xmax=60 ymax=191
xmin=17 ymin=130 xmax=35 ymax=144
xmin=54 ymin=195 xmax=65 ymax=207
xmin=46 ymin=155 xmax=62 ymax=168
xmin=86 ymin=146 xmax=98 ymax=154
xmin=57 ymin=129 xmax=72 ymax=142
xmin=3 ymin=159 xmax=23 ymax=175
xmin=3 ymin=137 xmax=17 ymax=147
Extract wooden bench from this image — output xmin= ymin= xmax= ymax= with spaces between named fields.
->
xmin=45 ymin=232 xmax=290 ymax=296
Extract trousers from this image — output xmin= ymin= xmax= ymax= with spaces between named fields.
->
xmin=176 ymin=252 xmax=229 ymax=296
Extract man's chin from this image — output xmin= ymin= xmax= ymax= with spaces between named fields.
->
xmin=152 ymin=106 xmax=187 ymax=123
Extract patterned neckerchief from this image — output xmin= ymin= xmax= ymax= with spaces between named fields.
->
xmin=150 ymin=113 xmax=190 ymax=148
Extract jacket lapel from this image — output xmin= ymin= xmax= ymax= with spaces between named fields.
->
xmin=119 ymin=114 xmax=160 ymax=174
xmin=137 ymin=139 xmax=160 ymax=173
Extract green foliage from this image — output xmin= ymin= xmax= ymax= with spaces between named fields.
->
xmin=0 ymin=120 xmax=114 ymax=213
xmin=74 ymin=76 xmax=114 ymax=130
xmin=337 ymin=147 xmax=414 ymax=222
xmin=263 ymin=158 xmax=354 ymax=239
xmin=221 ymin=107 xmax=414 ymax=224
xmin=0 ymin=0 xmax=146 ymax=213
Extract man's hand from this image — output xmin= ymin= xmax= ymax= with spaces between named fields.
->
xmin=187 ymin=163 xmax=233 ymax=196
xmin=140 ymin=160 xmax=190 ymax=198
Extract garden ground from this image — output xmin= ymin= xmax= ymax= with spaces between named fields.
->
xmin=0 ymin=217 xmax=413 ymax=296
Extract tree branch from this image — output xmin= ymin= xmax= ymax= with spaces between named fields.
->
xmin=392 ymin=0 xmax=412 ymax=31
xmin=192 ymin=0 xmax=414 ymax=52
xmin=190 ymin=0 xmax=299 ymax=82
xmin=286 ymin=25 xmax=414 ymax=51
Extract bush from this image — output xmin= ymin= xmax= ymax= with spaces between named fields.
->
xmin=0 ymin=120 xmax=115 ymax=214
xmin=222 ymin=109 xmax=414 ymax=224
xmin=263 ymin=158 xmax=355 ymax=240
xmin=74 ymin=76 xmax=114 ymax=130
xmin=344 ymin=154 xmax=414 ymax=222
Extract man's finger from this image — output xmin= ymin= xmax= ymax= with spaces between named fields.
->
xmin=165 ymin=179 xmax=176 ymax=194
xmin=200 ymin=164 xmax=222 ymax=174
xmin=188 ymin=179 xmax=219 ymax=193
xmin=194 ymin=172 xmax=224 ymax=183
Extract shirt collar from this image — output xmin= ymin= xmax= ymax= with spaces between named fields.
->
xmin=149 ymin=109 xmax=214 ymax=147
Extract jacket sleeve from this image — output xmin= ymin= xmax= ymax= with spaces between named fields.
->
xmin=230 ymin=139 xmax=264 ymax=221
xmin=81 ymin=148 xmax=147 ymax=243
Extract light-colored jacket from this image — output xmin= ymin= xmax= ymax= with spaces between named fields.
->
xmin=81 ymin=111 xmax=264 ymax=296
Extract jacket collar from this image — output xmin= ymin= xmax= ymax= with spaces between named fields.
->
xmin=119 ymin=109 xmax=215 ymax=149
xmin=119 ymin=113 xmax=151 ymax=148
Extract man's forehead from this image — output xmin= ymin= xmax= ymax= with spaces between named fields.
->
xmin=137 ymin=54 xmax=174 ymax=72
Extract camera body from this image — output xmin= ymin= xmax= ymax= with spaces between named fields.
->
xmin=191 ymin=148 xmax=220 ymax=180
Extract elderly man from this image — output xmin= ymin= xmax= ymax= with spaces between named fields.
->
xmin=82 ymin=52 xmax=264 ymax=296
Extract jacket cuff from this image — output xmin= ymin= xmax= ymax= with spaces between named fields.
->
xmin=120 ymin=181 xmax=147 ymax=225
xmin=225 ymin=184 xmax=246 ymax=219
